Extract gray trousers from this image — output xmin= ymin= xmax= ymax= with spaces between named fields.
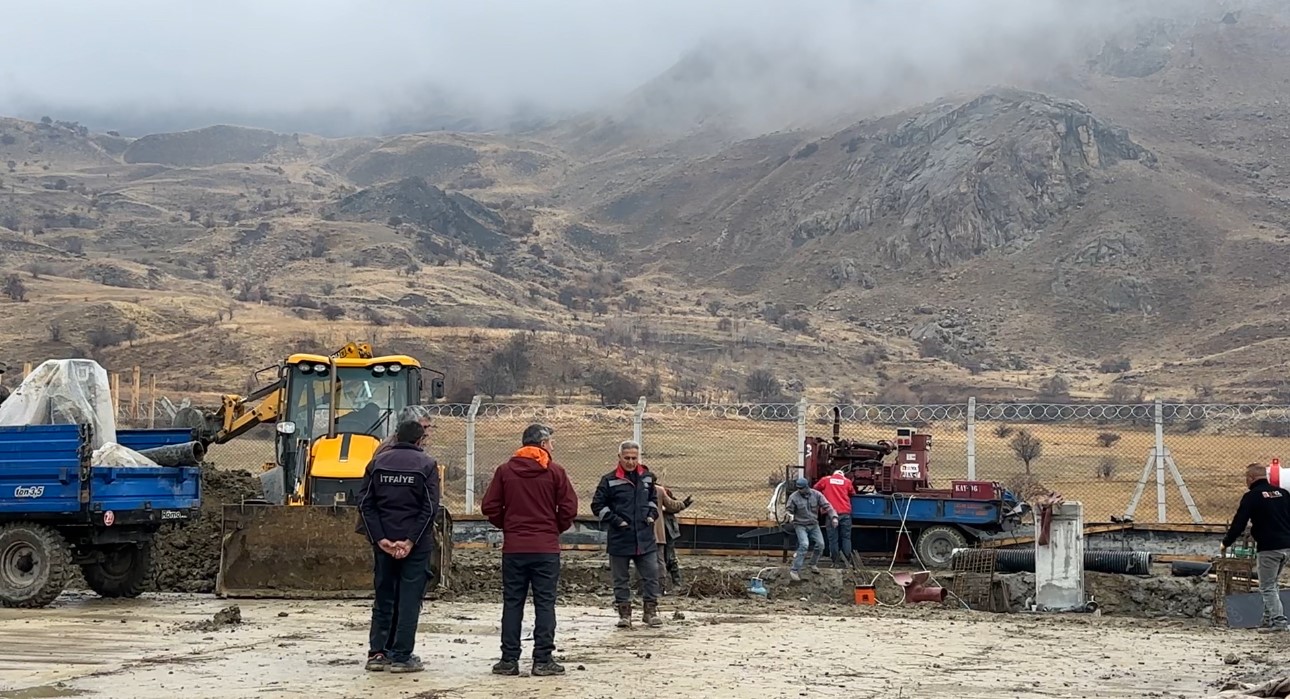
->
xmin=610 ymin=553 xmax=660 ymax=605
xmin=1259 ymin=549 xmax=1290 ymax=626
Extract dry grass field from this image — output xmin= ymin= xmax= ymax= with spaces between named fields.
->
xmin=203 ymin=414 xmax=1287 ymax=524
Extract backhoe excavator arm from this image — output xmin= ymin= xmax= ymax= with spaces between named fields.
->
xmin=200 ymin=377 xmax=286 ymax=446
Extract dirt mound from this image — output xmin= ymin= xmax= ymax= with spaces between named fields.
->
xmin=123 ymin=125 xmax=295 ymax=166
xmin=332 ymin=177 xmax=512 ymax=252
xmin=152 ymin=465 xmax=259 ymax=592
xmin=342 ymin=138 xmax=481 ymax=186
xmin=992 ymin=571 xmax=1215 ymax=618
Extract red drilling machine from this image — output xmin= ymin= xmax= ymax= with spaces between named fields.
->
xmin=774 ymin=408 xmax=1027 ymax=568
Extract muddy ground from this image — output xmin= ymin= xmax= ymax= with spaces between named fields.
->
xmin=138 ymin=463 xmax=1225 ymax=621
xmin=0 ymin=593 xmax=1283 ymax=699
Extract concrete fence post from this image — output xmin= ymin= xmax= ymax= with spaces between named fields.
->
xmin=633 ymin=396 xmax=647 ymax=456
xmin=966 ymin=396 xmax=977 ymax=480
xmin=795 ymin=397 xmax=809 ymax=481
xmin=1154 ymin=399 xmax=1167 ymax=523
xmin=464 ymin=395 xmax=482 ymax=515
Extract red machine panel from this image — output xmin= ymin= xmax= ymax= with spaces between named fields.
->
xmin=951 ymin=480 xmax=1003 ymax=501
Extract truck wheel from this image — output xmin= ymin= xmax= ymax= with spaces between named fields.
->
xmin=81 ymin=541 xmax=155 ymax=599
xmin=0 ymin=523 xmax=71 ymax=608
xmin=915 ymin=525 xmax=968 ymax=569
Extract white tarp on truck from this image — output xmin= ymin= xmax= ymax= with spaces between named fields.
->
xmin=0 ymin=358 xmax=157 ymax=466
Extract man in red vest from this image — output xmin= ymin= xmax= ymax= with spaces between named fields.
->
xmin=814 ymin=470 xmax=853 ymax=567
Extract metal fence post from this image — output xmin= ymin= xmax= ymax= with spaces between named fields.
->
xmin=1154 ymin=399 xmax=1167 ymax=522
xmin=795 ymin=397 xmax=809 ymax=480
xmin=966 ymin=396 xmax=977 ymax=480
xmin=633 ymin=396 xmax=647 ymax=456
xmin=464 ymin=395 xmax=482 ymax=515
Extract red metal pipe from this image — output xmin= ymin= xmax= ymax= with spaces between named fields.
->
xmin=905 ymin=585 xmax=947 ymax=604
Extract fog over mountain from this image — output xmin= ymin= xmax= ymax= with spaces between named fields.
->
xmin=0 ymin=0 xmax=1214 ymax=136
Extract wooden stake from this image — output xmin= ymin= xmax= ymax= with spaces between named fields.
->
xmin=111 ymin=373 xmax=120 ymax=418
xmin=131 ymin=366 xmax=141 ymax=422
xmin=149 ymin=374 xmax=157 ymax=429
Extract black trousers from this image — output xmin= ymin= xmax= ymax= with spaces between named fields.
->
xmin=368 ymin=543 xmax=430 ymax=663
xmin=500 ymin=553 xmax=561 ymax=663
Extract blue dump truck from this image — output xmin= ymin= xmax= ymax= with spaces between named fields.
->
xmin=0 ymin=424 xmax=202 ymax=608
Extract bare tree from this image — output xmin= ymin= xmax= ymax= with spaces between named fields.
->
xmin=1009 ymin=430 xmax=1043 ymax=474
xmin=744 ymin=368 xmax=782 ymax=402
xmin=1037 ymin=375 xmax=1070 ymax=401
xmin=3 ymin=274 xmax=26 ymax=301
xmin=585 ymin=367 xmax=639 ymax=406
xmin=475 ymin=364 xmax=516 ymax=400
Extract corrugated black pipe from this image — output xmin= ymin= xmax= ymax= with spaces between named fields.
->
xmin=961 ymin=549 xmax=1152 ymax=575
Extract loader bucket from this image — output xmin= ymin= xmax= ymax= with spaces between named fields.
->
xmin=216 ymin=503 xmax=453 ymax=598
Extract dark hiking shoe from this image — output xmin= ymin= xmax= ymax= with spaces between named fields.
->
xmin=643 ymin=601 xmax=663 ymax=628
xmin=492 ymin=659 xmax=520 ymax=676
xmin=365 ymin=652 xmax=389 ymax=671
xmin=616 ymin=603 xmax=632 ymax=629
xmin=389 ymin=655 xmax=424 ymax=674
xmin=1259 ymin=623 xmax=1289 ymax=634
xmin=532 ymin=660 xmax=566 ymax=676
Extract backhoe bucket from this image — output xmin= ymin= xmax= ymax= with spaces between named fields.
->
xmin=216 ymin=503 xmax=453 ymax=598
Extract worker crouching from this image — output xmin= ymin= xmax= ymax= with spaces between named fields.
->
xmin=592 ymin=440 xmax=663 ymax=628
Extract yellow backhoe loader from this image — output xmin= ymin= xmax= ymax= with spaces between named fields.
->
xmin=178 ymin=342 xmax=452 ymax=598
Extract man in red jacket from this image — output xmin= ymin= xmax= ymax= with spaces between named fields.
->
xmin=814 ymin=469 xmax=854 ymax=567
xmin=481 ymin=423 xmax=577 ymax=678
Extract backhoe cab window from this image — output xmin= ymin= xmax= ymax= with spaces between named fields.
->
xmin=285 ymin=364 xmax=411 ymax=441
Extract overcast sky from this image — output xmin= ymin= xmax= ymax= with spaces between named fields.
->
xmin=0 ymin=0 xmax=1209 ymax=135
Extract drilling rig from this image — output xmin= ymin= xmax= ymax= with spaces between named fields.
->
xmin=759 ymin=408 xmax=1027 ymax=568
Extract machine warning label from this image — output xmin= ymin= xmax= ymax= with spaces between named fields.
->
xmin=13 ymin=486 xmax=45 ymax=498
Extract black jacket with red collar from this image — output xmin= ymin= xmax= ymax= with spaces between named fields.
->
xmin=591 ymin=463 xmax=660 ymax=557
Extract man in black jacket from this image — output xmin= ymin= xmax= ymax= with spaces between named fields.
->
xmin=1222 ymin=463 xmax=1290 ymax=632
xmin=591 ymin=440 xmax=662 ymax=629
xmin=357 ymin=419 xmax=440 ymax=672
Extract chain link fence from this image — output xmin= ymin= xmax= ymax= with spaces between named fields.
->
xmin=198 ymin=399 xmax=1290 ymax=525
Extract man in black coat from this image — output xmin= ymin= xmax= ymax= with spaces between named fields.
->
xmin=591 ymin=439 xmax=662 ymax=629
xmin=1223 ymin=463 xmax=1290 ymax=632
xmin=357 ymin=419 xmax=440 ymax=672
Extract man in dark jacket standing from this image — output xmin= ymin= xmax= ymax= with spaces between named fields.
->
xmin=591 ymin=440 xmax=662 ymax=629
xmin=357 ymin=419 xmax=440 ymax=673
xmin=1223 ymin=463 xmax=1290 ymax=632
xmin=480 ymin=423 xmax=577 ymax=677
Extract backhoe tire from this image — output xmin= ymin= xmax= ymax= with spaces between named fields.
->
xmin=0 ymin=522 xmax=71 ymax=608
xmin=82 ymin=540 xmax=154 ymax=599
xmin=915 ymin=525 xmax=968 ymax=569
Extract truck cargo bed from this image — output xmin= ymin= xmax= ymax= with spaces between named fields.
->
xmin=0 ymin=424 xmax=201 ymax=525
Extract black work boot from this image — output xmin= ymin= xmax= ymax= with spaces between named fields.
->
xmin=492 ymin=658 xmax=520 ymax=676
xmin=389 ymin=654 xmax=423 ymax=674
xmin=532 ymin=659 xmax=566 ymax=676
xmin=643 ymin=600 xmax=663 ymax=628
xmin=669 ymin=567 xmax=682 ymax=587
xmin=616 ymin=603 xmax=632 ymax=629
xmin=364 ymin=652 xmax=389 ymax=672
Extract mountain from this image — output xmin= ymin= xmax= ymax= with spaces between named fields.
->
xmin=2 ymin=0 xmax=1290 ymax=405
